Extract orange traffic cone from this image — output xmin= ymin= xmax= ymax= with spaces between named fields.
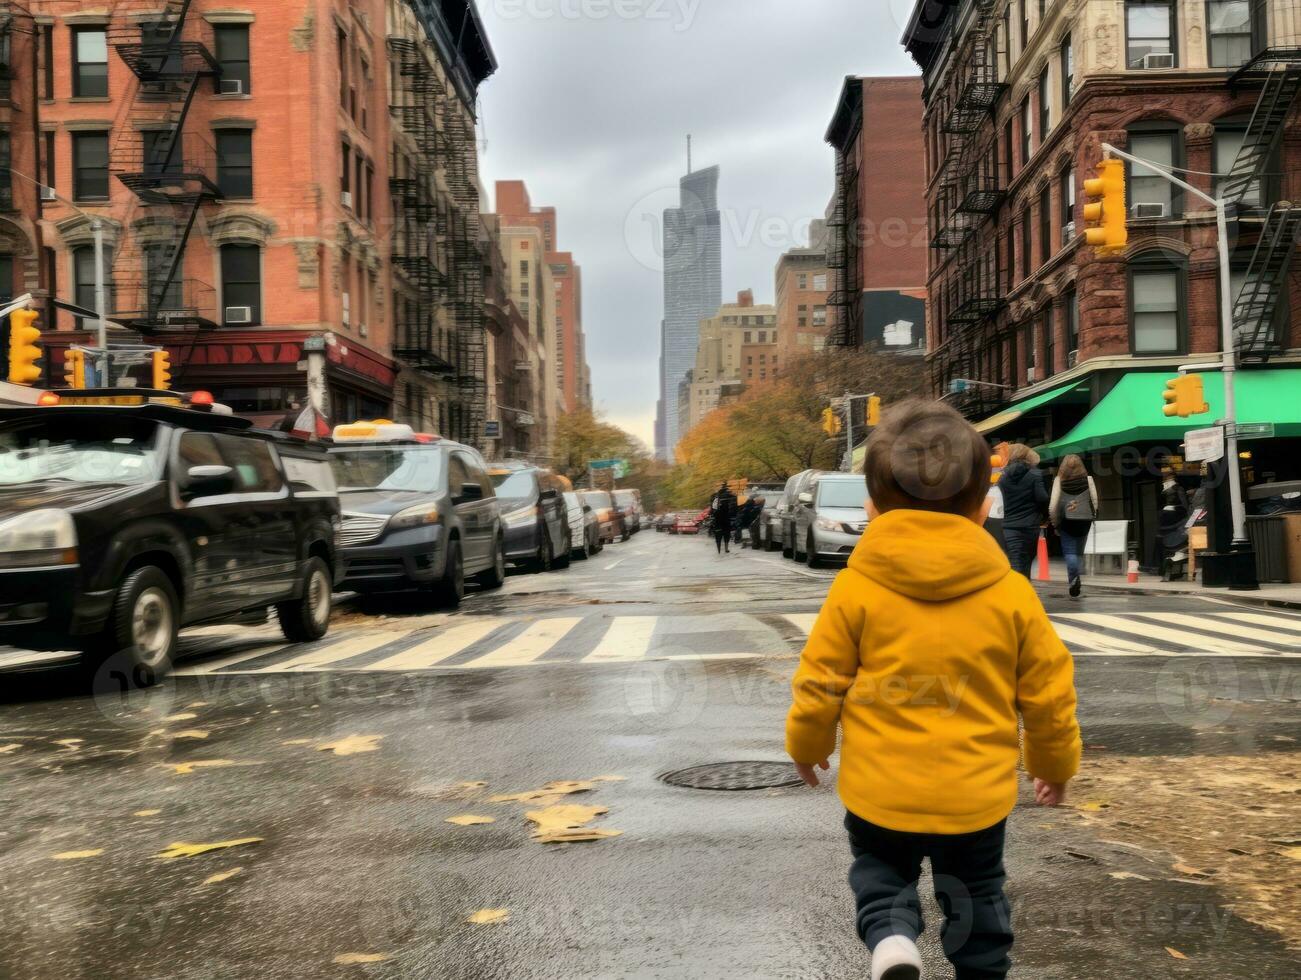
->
xmin=1036 ymin=529 xmax=1051 ymax=582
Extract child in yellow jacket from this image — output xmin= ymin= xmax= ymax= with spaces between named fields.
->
xmin=786 ymin=400 xmax=1081 ymax=980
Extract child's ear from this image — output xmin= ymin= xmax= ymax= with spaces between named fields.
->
xmin=974 ymin=495 xmax=994 ymax=526
xmin=866 ymin=499 xmax=880 ymax=520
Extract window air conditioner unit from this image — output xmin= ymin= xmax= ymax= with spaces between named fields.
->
xmin=219 ymin=78 xmax=245 ymax=95
xmin=1068 ymin=349 xmax=1079 ymax=368
xmin=1026 ymin=367 xmax=1036 ymax=383
xmin=1062 ymin=221 xmax=1076 ymax=240
xmin=1132 ymin=202 xmax=1166 ymax=219
xmin=341 ymin=190 xmax=353 ymax=209
xmin=358 ymin=322 xmax=368 ymax=339
xmin=1141 ymin=53 xmax=1175 ymax=69
xmin=40 ymin=185 xmax=57 ymax=202
xmin=225 ymin=306 xmax=253 ymax=324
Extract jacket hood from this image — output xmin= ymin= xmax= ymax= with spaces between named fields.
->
xmin=1001 ymin=460 xmax=1036 ymax=487
xmin=849 ymin=509 xmax=1010 ymax=601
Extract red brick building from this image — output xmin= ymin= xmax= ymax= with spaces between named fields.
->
xmin=773 ymin=219 xmax=832 ymax=367
xmin=825 ymin=76 xmax=929 ymax=352
xmin=0 ymin=0 xmax=495 ymax=444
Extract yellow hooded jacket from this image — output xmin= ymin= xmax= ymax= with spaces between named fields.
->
xmin=786 ymin=509 xmax=1081 ymax=835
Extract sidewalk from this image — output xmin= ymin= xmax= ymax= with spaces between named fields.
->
xmin=1041 ymin=558 xmax=1301 ymax=609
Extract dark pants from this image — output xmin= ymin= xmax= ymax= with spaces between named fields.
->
xmin=1003 ymin=526 xmax=1038 ymax=577
xmin=1059 ymin=529 xmax=1087 ymax=582
xmin=714 ymin=528 xmax=729 ymax=552
xmin=846 ymin=811 xmax=1013 ymax=980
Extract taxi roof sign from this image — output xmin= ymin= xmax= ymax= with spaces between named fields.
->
xmin=332 ymin=420 xmax=417 ymax=442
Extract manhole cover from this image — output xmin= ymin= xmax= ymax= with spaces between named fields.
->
xmin=659 ymin=761 xmax=803 ymax=791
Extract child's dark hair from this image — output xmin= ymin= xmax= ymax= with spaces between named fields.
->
xmin=865 ymin=399 xmax=991 ymax=516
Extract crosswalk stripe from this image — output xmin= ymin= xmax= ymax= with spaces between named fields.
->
xmin=464 ymin=617 xmax=582 ymax=667
xmin=1050 ymin=621 xmax=1155 ymax=654
xmin=1136 ymin=612 xmax=1297 ymax=648
xmin=783 ymin=613 xmax=818 ymax=634
xmin=1056 ymin=613 xmax=1267 ymax=654
xmin=1217 ymin=611 xmax=1301 ymax=634
xmin=174 ymin=642 xmax=290 ymax=675
xmin=260 ymin=631 xmax=411 ymax=672
xmin=361 ymin=618 xmax=510 ymax=671
xmin=583 ymin=616 xmax=657 ymax=662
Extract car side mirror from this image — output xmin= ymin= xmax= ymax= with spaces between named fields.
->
xmin=458 ymin=482 xmax=484 ymax=503
xmin=182 ymin=464 xmax=235 ymax=500
xmin=540 ymin=488 xmax=559 ymax=501
xmin=798 ymin=492 xmax=813 ymax=506
xmin=583 ymin=504 xmax=593 ymax=513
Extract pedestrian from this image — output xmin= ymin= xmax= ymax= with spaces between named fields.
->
xmin=736 ymin=495 xmax=762 ymax=547
xmin=710 ymin=482 xmax=738 ymax=555
xmin=1157 ymin=469 xmax=1190 ymax=581
xmin=786 ymin=399 xmax=1080 ymax=980
xmin=999 ymin=443 xmax=1048 ymax=577
xmin=747 ymin=495 xmax=766 ymax=550
xmin=1050 ymin=454 xmax=1098 ymax=599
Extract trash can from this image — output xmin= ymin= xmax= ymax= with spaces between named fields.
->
xmin=1284 ymin=514 xmax=1301 ymax=585
xmin=1246 ymin=515 xmax=1289 ymax=584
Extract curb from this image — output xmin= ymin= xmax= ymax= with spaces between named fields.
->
xmin=1078 ymin=582 xmax=1301 ymax=611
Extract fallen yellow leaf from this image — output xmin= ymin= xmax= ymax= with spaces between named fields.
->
xmin=0 ymin=743 xmax=21 ymax=754
xmin=1172 ymin=862 xmax=1207 ymax=877
xmin=445 ymin=815 xmax=495 ymax=826
xmin=51 ymin=849 xmax=103 ymax=860
xmin=457 ymin=780 xmax=488 ymax=790
xmin=1282 ymin=847 xmax=1301 ymax=861
xmin=466 ymin=909 xmax=509 ymax=925
xmin=525 ymin=804 xmax=623 ymax=844
xmin=161 ymin=713 xmax=197 ymax=722
xmin=317 ymin=735 xmax=383 ymax=756
xmin=162 ymin=760 xmax=240 ymax=775
xmin=171 ymin=730 xmax=209 ymax=740
xmin=156 ymin=838 xmax=263 ymax=860
xmin=1077 ymin=801 xmax=1109 ymax=812
xmin=333 ymin=953 xmax=389 ymax=964
xmin=187 ymin=702 xmax=209 ymax=708
xmin=1108 ymin=871 xmax=1151 ymax=881
xmin=202 ymin=867 xmax=243 ymax=885
xmin=592 ymin=775 xmax=626 ymax=782
xmin=490 ymin=780 xmax=600 ymax=804
xmin=1165 ymin=947 xmax=1188 ymax=960
xmin=53 ymin=739 xmax=83 ymax=751
xmin=282 ymin=738 xmax=312 ymax=746
xmin=133 ymin=809 xmax=162 ymax=818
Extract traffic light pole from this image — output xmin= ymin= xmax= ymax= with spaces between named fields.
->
xmin=1100 ymin=144 xmax=1251 ymax=575
xmin=92 ymin=218 xmax=110 ymax=383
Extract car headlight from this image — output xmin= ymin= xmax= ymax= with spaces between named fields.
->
xmin=814 ymin=517 xmax=841 ymax=532
xmin=0 ymin=509 xmax=78 ymax=569
xmin=389 ymin=503 xmax=440 ymax=530
xmin=502 ymin=505 xmax=539 ymax=528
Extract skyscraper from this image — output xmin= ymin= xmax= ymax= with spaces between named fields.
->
xmin=659 ymin=165 xmax=722 ymax=461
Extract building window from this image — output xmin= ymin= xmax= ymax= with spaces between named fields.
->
xmin=797 ymin=273 xmax=807 ymax=289
xmin=142 ymin=129 xmax=175 ymax=176
xmin=519 ymin=259 xmax=529 ymax=277
xmin=221 ymin=244 xmax=262 ymax=326
xmin=215 ymin=129 xmax=253 ymax=198
xmin=1043 ymin=309 xmax=1055 ymax=376
xmin=1020 ymin=0 xmax=1029 ymax=51
xmin=40 ymin=24 xmax=54 ymax=99
xmin=0 ymin=130 xmax=10 ymax=211
xmin=1001 ymin=4 xmax=1012 ymax=76
xmin=1207 ymin=0 xmax=1258 ymax=67
xmin=214 ymin=25 xmax=251 ymax=94
xmin=340 ymin=143 xmax=351 ymax=201
xmin=337 ymin=29 xmax=349 ymax=109
xmin=1127 ymin=128 xmax=1181 ymax=216
xmin=743 ymin=331 xmax=751 ymax=343
xmin=813 ymin=273 xmax=827 ymax=290
xmin=43 ymin=131 xmax=56 ymax=192
xmin=1065 ymin=288 xmax=1079 ymax=357
xmin=1060 ymin=168 xmax=1075 ymax=245
xmin=1130 ymin=256 xmax=1185 ymax=354
xmin=1126 ymin=0 xmax=1176 ymax=68
xmin=1213 ymin=122 xmax=1267 ymax=207
xmin=1038 ymin=68 xmax=1051 ymax=137
xmin=73 ymin=245 xmax=115 ymax=317
xmin=1039 ymin=185 xmax=1053 ymax=263
xmin=1020 ymin=98 xmax=1032 ymax=165
xmin=146 ymin=243 xmax=183 ymax=311
xmin=1020 ymin=209 xmax=1032 ymax=279
xmin=72 ymin=28 xmax=109 ymax=98
xmin=1061 ymin=33 xmax=1074 ymax=107
xmin=812 ymin=307 xmax=827 ymax=326
xmin=72 ymin=132 xmax=109 ymax=200
xmin=1023 ymin=321 xmax=1036 ymax=378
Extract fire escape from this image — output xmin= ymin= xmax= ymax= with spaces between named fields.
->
xmin=1226 ymin=49 xmax=1301 ymax=360
xmin=108 ymin=0 xmax=222 ymax=331
xmin=930 ymin=0 xmax=1006 ymax=416
xmin=825 ymin=148 xmax=859 ymax=348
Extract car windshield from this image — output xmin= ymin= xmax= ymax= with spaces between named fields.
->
xmin=614 ymin=491 xmax=635 ymax=506
xmin=0 ymin=417 xmax=163 ymax=486
xmin=817 ymin=479 xmax=868 ymax=510
xmin=582 ymin=492 xmax=611 ymax=509
xmin=329 ymin=447 xmax=443 ymax=493
xmin=490 ymin=470 xmax=538 ymax=507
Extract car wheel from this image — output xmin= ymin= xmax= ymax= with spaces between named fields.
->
xmin=576 ymin=532 xmax=591 ymax=561
xmin=432 ymin=539 xmax=465 ymax=608
xmin=278 ymin=556 xmax=333 ymax=642
xmin=535 ymin=528 xmax=554 ymax=573
xmin=806 ymin=534 xmax=822 ymax=569
xmin=782 ymin=530 xmax=793 ymax=559
xmin=96 ymin=565 xmax=180 ymax=686
xmin=556 ymin=531 xmax=572 ymax=569
xmin=475 ymin=535 xmax=506 ymax=589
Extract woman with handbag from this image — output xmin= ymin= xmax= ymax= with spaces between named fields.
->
xmin=1050 ymin=454 xmax=1098 ymax=598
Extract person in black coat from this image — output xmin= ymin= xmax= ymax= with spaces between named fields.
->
xmin=1000 ymin=444 xmax=1048 ymax=577
xmin=710 ymin=483 xmax=738 ymax=554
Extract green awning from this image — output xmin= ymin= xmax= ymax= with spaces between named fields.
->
xmin=1035 ymin=368 xmax=1301 ymax=461
xmin=974 ymin=382 xmax=1089 ymax=435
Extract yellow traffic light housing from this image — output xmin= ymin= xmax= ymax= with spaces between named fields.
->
xmin=1163 ymin=374 xmax=1210 ymax=419
xmin=8 ymin=308 xmax=43 ymax=385
xmin=63 ymin=348 xmax=87 ymax=389
xmin=867 ymin=395 xmax=882 ymax=428
xmin=1083 ymin=158 xmax=1127 ymax=256
xmin=151 ymin=349 xmax=173 ymax=390
xmin=821 ymin=407 xmax=842 ymax=436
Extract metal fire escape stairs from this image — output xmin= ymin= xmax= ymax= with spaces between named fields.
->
xmin=1226 ymin=50 xmax=1301 ymax=360
xmin=825 ymin=151 xmax=860 ymax=348
xmin=108 ymin=0 xmax=222 ymax=331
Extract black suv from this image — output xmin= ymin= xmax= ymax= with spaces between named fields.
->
xmin=0 ymin=403 xmax=339 ymax=682
xmin=327 ymin=436 xmax=504 ymax=606
xmin=488 ymin=463 xmax=571 ymax=571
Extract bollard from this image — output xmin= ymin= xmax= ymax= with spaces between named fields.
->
xmin=1127 ymin=559 xmax=1140 ymax=584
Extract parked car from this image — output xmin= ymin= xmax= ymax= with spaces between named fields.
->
xmin=675 ymin=509 xmax=708 ymax=535
xmin=564 ymin=491 xmax=602 ymax=560
xmin=0 ymin=400 xmax=339 ymax=683
xmin=613 ymin=488 xmax=641 ymax=537
xmin=776 ymin=469 xmax=820 ymax=558
xmin=741 ymin=482 xmax=784 ymax=551
xmin=654 ymin=512 xmax=675 ymax=532
xmin=791 ymin=472 xmax=869 ymax=568
xmin=489 ymin=463 xmax=571 ymax=571
xmin=580 ymin=490 xmax=623 ymax=543
xmin=327 ymin=424 xmax=504 ymax=607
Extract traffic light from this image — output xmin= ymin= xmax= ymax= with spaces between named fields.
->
xmin=867 ymin=395 xmax=882 ymax=428
xmin=7 ymin=309 xmax=43 ymax=385
xmin=821 ymin=407 xmax=842 ymax=436
xmin=1083 ymin=158 xmax=1127 ymax=255
xmin=63 ymin=348 xmax=87 ymax=389
xmin=1163 ymin=374 xmax=1210 ymax=419
xmin=151 ymin=349 xmax=173 ymax=390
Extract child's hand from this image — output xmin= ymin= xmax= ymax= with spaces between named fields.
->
xmin=795 ymin=759 xmax=830 ymax=788
xmin=1034 ymin=777 xmax=1068 ymax=806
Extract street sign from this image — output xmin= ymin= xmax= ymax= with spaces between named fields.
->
xmin=589 ymin=458 xmax=621 ymax=470
xmin=1229 ymin=422 xmax=1274 ymax=439
xmin=1183 ymin=425 xmax=1224 ymax=463
xmin=484 ymin=420 xmax=501 ymax=439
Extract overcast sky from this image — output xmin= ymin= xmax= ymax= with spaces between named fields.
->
xmin=475 ymin=0 xmax=920 ymax=448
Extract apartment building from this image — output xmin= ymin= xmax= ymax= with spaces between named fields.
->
xmin=493 ymin=221 xmax=556 ymax=450
xmin=480 ymin=212 xmax=536 ymax=456
xmin=682 ymin=289 xmax=777 ymax=435
xmin=774 ymin=219 xmax=832 ymax=366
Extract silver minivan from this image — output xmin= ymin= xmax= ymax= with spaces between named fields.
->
xmin=792 ymin=472 xmax=869 ymax=568
xmin=776 ymin=469 xmax=818 ymax=558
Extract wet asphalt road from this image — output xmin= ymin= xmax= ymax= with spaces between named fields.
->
xmin=1 ymin=530 xmax=1298 ymax=979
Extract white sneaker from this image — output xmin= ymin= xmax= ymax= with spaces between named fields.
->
xmin=871 ymin=935 xmax=923 ymax=980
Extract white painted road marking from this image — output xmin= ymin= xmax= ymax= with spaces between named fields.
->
xmin=583 ymin=616 xmax=657 ymax=663
xmin=465 ymin=617 xmax=582 ymax=667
